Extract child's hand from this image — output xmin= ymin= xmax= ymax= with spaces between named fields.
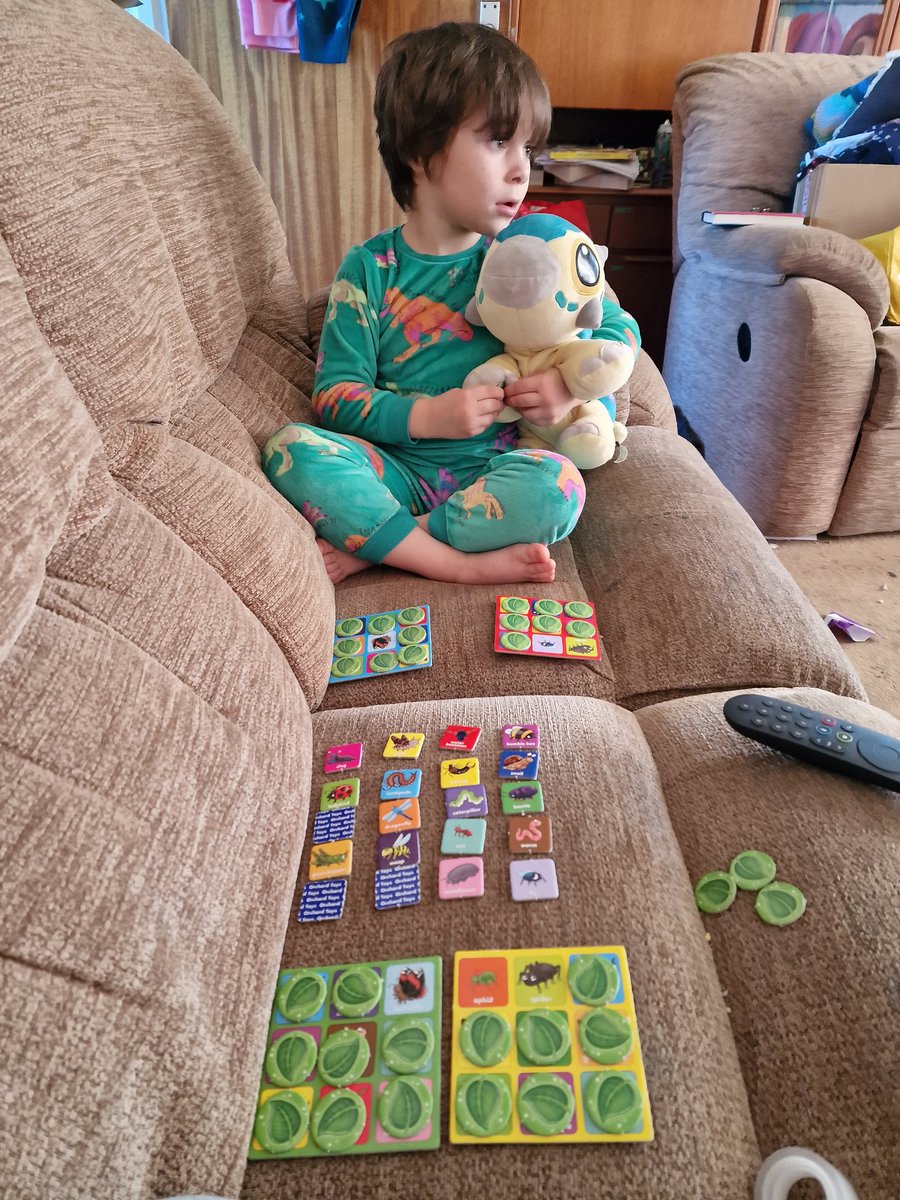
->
xmin=503 ymin=369 xmax=578 ymax=427
xmin=410 ymin=386 xmax=506 ymax=440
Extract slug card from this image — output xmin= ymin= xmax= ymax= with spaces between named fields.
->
xmin=450 ymin=945 xmax=653 ymax=1145
xmin=494 ymin=597 xmax=600 ymax=661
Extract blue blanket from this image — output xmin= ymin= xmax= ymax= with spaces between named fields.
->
xmin=799 ymin=54 xmax=900 ymax=177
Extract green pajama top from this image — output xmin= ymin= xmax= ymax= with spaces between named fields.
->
xmin=311 ymin=224 xmax=642 ymax=487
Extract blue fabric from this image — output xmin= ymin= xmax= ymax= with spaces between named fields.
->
xmin=296 ymin=0 xmax=361 ymax=64
xmin=799 ymin=56 xmax=900 ymax=178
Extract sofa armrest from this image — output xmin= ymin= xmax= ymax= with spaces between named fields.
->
xmin=691 ymin=223 xmax=889 ymax=329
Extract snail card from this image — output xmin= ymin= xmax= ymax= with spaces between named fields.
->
xmin=330 ymin=605 xmax=433 ymax=683
xmin=450 ymin=946 xmax=653 ymax=1145
xmin=249 ymin=956 xmax=442 ymax=1159
xmin=494 ymin=596 xmax=601 ymax=661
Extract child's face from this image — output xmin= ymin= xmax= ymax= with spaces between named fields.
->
xmin=413 ymin=109 xmax=534 ymax=242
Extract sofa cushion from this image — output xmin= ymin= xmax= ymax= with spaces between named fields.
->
xmin=829 ymin=324 xmax=900 ymax=536
xmin=572 ymin=426 xmax=866 ymax=706
xmin=637 ymin=687 xmax=900 ymax=1200
xmin=316 ymin=536 xmax=617 ymax=711
xmin=0 ymin=529 xmax=313 ymax=1198
xmin=242 ymin=694 xmax=760 ymax=1199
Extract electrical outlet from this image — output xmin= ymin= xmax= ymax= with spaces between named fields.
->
xmin=477 ymin=2 xmax=500 ymax=30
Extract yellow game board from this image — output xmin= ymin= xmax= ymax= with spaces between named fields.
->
xmin=450 ymin=945 xmax=653 ymax=1144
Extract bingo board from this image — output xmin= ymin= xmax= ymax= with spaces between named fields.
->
xmin=450 ymin=946 xmax=653 ymax=1145
xmin=330 ymin=605 xmax=432 ymax=684
xmin=249 ymin=956 xmax=442 ymax=1159
xmin=493 ymin=597 xmax=600 ymax=661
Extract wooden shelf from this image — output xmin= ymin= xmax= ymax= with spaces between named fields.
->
xmin=529 ymin=185 xmax=673 ymax=198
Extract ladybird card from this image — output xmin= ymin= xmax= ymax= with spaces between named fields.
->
xmin=450 ymin=945 xmax=653 ymax=1145
xmin=249 ymin=955 xmax=442 ymax=1160
xmin=494 ymin=596 xmax=600 ymax=661
xmin=330 ymin=605 xmax=433 ymax=684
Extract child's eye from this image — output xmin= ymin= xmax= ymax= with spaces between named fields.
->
xmin=493 ymin=138 xmax=505 ymax=148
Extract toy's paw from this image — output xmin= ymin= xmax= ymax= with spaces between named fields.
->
xmin=463 ymin=363 xmax=516 ymax=389
xmin=578 ymin=343 xmax=633 ymax=395
xmin=558 ymin=418 xmax=618 ymax=470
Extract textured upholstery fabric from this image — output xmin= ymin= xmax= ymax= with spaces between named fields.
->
xmin=829 ymin=325 xmax=900 ymax=535
xmin=242 ymin=695 xmax=761 ymax=1200
xmin=666 ymin=52 xmax=900 ymax=538
xmin=570 ymin=427 xmax=864 ymax=707
xmin=637 ymin=688 xmax=900 ymax=1200
xmin=665 ymin=261 xmax=878 ymax=537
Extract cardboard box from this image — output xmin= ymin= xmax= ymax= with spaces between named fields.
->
xmin=795 ymin=164 xmax=900 ymax=239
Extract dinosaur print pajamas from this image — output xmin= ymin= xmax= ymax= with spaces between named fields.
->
xmin=263 ymin=226 xmax=639 ymax=561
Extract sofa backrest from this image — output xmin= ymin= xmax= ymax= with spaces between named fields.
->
xmin=672 ymin=52 xmax=881 ymax=269
xmin=0 ymin=0 xmax=334 ymax=709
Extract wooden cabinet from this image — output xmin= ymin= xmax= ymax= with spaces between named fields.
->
xmin=515 ymin=0 xmax=759 ymax=109
xmin=525 ymin=185 xmax=673 ymax=366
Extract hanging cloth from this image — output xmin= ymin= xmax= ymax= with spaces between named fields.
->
xmin=236 ymin=0 xmax=298 ymax=52
xmin=296 ymin=0 xmax=362 ymax=64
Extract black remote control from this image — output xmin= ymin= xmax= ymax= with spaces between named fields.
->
xmin=723 ymin=694 xmax=900 ymax=794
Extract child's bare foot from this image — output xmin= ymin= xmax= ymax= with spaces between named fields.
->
xmin=316 ymin=537 xmax=373 ymax=584
xmin=460 ymin=542 xmax=556 ymax=585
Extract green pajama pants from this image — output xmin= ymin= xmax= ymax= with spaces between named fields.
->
xmin=262 ymin=424 xmax=586 ymax=563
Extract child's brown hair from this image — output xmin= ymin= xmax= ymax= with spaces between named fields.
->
xmin=374 ymin=21 xmax=551 ymax=211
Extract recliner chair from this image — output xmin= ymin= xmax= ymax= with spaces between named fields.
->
xmin=664 ymin=52 xmax=899 ymax=538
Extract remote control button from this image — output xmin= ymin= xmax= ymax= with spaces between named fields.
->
xmin=840 ymin=723 xmax=855 ymax=733
xmin=856 ymin=736 xmax=900 ymax=774
xmin=796 ymin=720 xmax=810 ymax=730
xmin=790 ymin=730 xmax=804 ymax=739
xmin=836 ymin=731 xmax=853 ymax=744
xmin=812 ymin=736 xmax=834 ymax=750
xmin=772 ymin=722 xmax=786 ymax=733
xmin=815 ymin=724 xmax=831 ymax=737
xmin=738 ymin=703 xmax=751 ymax=711
xmin=779 ymin=704 xmax=794 ymax=713
xmin=799 ymin=711 xmax=817 ymax=720
xmin=752 ymin=718 xmax=765 ymax=727
xmin=821 ymin=717 xmax=836 ymax=728
xmin=834 ymin=745 xmax=846 ymax=754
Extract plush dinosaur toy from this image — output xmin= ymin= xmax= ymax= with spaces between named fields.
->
xmin=463 ymin=213 xmax=635 ymax=469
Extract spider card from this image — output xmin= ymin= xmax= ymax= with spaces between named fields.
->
xmin=330 ymin=605 xmax=432 ymax=684
xmin=249 ymin=955 xmax=442 ymax=1159
xmin=450 ymin=945 xmax=653 ymax=1145
xmin=494 ymin=596 xmax=600 ymax=661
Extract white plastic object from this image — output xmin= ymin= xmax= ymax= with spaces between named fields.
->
xmin=477 ymin=2 xmax=500 ymax=29
xmin=755 ymin=1147 xmax=858 ymax=1200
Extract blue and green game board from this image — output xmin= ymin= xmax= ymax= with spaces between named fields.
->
xmin=330 ymin=605 xmax=432 ymax=683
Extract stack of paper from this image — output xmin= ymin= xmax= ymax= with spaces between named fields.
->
xmin=535 ymin=146 xmax=641 ymax=191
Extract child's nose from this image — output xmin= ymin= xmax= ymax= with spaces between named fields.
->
xmin=507 ymin=150 xmax=528 ymax=182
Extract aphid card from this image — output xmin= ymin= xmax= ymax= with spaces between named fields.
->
xmin=494 ymin=596 xmax=600 ymax=661
xmin=249 ymin=956 xmax=442 ymax=1159
xmin=450 ymin=946 xmax=653 ymax=1145
xmin=330 ymin=605 xmax=432 ymax=683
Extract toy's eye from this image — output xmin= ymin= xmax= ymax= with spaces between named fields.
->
xmin=575 ymin=243 xmax=600 ymax=287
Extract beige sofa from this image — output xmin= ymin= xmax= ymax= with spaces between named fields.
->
xmin=665 ymin=53 xmax=900 ymax=539
xmin=1 ymin=6 xmax=898 ymax=1199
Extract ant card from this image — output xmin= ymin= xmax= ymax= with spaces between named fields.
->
xmin=330 ymin=605 xmax=432 ymax=684
xmin=494 ymin=596 xmax=600 ymax=661
xmin=450 ymin=945 xmax=653 ymax=1145
xmin=249 ymin=956 xmax=442 ymax=1160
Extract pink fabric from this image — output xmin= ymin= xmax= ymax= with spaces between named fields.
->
xmin=250 ymin=0 xmax=297 ymax=39
xmin=236 ymin=0 xmax=297 ymax=51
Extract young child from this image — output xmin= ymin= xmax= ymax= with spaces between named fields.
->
xmin=263 ymin=21 xmax=640 ymax=585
